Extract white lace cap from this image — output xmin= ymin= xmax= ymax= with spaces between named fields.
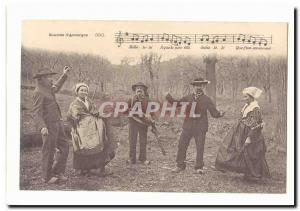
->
xmin=242 ymin=87 xmax=262 ymax=99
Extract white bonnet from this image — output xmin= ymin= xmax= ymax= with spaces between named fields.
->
xmin=242 ymin=87 xmax=262 ymax=99
xmin=74 ymin=82 xmax=89 ymax=94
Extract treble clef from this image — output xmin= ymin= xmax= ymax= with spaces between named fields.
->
xmin=116 ymin=31 xmax=124 ymax=47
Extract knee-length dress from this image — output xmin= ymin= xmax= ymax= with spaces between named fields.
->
xmin=215 ymin=102 xmax=270 ymax=179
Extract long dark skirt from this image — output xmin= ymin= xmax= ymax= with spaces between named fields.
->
xmin=215 ymin=122 xmax=270 ymax=179
xmin=72 ymin=117 xmax=117 ymax=170
xmin=73 ymin=142 xmax=115 ymax=170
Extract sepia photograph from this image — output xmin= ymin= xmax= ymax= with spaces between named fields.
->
xmin=5 ymin=2 xmax=295 ymax=206
xmin=19 ymin=20 xmax=288 ymax=193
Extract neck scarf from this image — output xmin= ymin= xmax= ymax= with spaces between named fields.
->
xmin=77 ymin=97 xmax=89 ymax=110
xmin=241 ymin=100 xmax=260 ymax=118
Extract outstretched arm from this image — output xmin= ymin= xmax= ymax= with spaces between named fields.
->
xmin=207 ymin=98 xmax=224 ymax=118
xmin=165 ymin=93 xmax=187 ymax=108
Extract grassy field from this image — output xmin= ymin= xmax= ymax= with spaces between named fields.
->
xmin=20 ymin=89 xmax=286 ymax=193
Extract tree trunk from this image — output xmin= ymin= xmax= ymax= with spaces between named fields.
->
xmin=101 ymin=82 xmax=104 ymax=92
xmin=275 ymin=58 xmax=287 ymax=148
xmin=267 ymin=58 xmax=272 ymax=103
xmin=204 ymin=56 xmax=218 ymax=103
xmin=232 ymin=78 xmax=238 ymax=104
xmin=156 ymin=73 xmax=159 ymax=100
xmin=218 ymin=80 xmax=224 ymax=95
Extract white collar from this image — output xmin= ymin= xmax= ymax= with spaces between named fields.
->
xmin=241 ymin=100 xmax=260 ymax=118
xmin=77 ymin=97 xmax=89 ymax=109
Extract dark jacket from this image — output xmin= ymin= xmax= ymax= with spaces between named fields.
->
xmin=166 ymin=93 xmax=221 ymax=131
xmin=32 ymin=74 xmax=67 ymax=131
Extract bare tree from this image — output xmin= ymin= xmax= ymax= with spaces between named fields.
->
xmin=140 ymin=53 xmax=162 ymax=99
xmin=274 ymin=57 xmax=287 ymax=147
xmin=204 ymin=56 xmax=218 ymax=103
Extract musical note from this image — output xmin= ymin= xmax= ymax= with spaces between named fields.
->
xmin=259 ymin=38 xmax=268 ymax=46
xmin=211 ymin=35 xmax=219 ymax=44
xmin=200 ymin=34 xmax=210 ymax=42
xmin=131 ymin=34 xmax=139 ymax=41
xmin=222 ymin=35 xmax=227 ymax=42
xmin=140 ymin=35 xmax=148 ymax=43
xmin=149 ymin=35 xmax=154 ymax=41
xmin=170 ymin=35 xmax=182 ymax=46
xmin=161 ymin=33 xmax=170 ymax=42
xmin=183 ymin=36 xmax=191 ymax=46
xmin=247 ymin=36 xmax=256 ymax=45
xmin=237 ymin=34 xmax=246 ymax=43
xmin=116 ymin=31 xmax=124 ymax=47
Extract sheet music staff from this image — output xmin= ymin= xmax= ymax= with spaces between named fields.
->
xmin=115 ymin=31 xmax=272 ymax=47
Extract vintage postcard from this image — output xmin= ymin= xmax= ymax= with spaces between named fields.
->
xmin=6 ymin=3 xmax=295 ymax=206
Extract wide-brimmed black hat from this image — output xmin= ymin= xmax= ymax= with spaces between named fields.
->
xmin=190 ymin=77 xmax=210 ymax=86
xmin=132 ymin=82 xmax=148 ymax=91
xmin=33 ymin=68 xmax=57 ymax=79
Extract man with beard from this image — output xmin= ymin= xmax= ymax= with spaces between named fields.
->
xmin=126 ymin=82 xmax=153 ymax=165
xmin=166 ymin=77 xmax=225 ymax=174
xmin=32 ymin=66 xmax=70 ymax=184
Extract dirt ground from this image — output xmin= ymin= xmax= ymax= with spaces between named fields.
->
xmin=20 ymin=90 xmax=286 ymax=193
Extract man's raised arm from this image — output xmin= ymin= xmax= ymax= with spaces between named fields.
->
xmin=52 ymin=66 xmax=70 ymax=93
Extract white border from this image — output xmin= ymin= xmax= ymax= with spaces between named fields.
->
xmin=6 ymin=0 xmax=295 ymax=205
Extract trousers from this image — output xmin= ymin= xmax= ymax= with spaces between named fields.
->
xmin=176 ymin=127 xmax=207 ymax=170
xmin=41 ymin=121 xmax=69 ymax=182
xmin=128 ymin=121 xmax=148 ymax=163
